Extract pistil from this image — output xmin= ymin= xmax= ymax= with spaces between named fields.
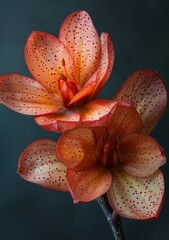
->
xmin=101 ymin=141 xmax=118 ymax=169
xmin=58 ymin=77 xmax=78 ymax=107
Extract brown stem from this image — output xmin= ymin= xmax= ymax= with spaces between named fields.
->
xmin=97 ymin=195 xmax=124 ymax=240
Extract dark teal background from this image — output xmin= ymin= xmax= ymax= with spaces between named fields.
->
xmin=0 ymin=0 xmax=169 ymax=239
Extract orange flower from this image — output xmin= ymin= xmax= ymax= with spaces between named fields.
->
xmin=0 ymin=11 xmax=114 ymax=131
xmin=18 ymin=70 xmax=167 ymax=220
xmin=35 ymin=69 xmax=168 ymax=133
xmin=55 ymin=103 xmax=166 ymax=220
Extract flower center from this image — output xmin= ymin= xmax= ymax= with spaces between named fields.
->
xmin=58 ymin=76 xmax=78 ymax=107
xmin=58 ymin=59 xmax=79 ymax=107
xmin=100 ymin=141 xmax=119 ymax=169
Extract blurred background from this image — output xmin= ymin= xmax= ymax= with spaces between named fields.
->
xmin=0 ymin=0 xmax=168 ymax=239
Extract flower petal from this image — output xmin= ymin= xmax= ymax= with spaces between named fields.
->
xmin=88 ymin=33 xmax=114 ymax=100
xmin=107 ymin=102 xmax=143 ymax=143
xmin=68 ymin=81 xmax=96 ymax=107
xmin=35 ymin=108 xmax=80 ymax=132
xmin=113 ymin=69 xmax=167 ymax=134
xmin=67 ymin=167 xmax=112 ymax=202
xmin=60 ymin=99 xmax=116 ymax=132
xmin=0 ymin=74 xmax=62 ymax=115
xmin=118 ymin=134 xmax=166 ymax=177
xmin=59 ymin=10 xmax=101 ymax=86
xmin=25 ymin=31 xmax=75 ymax=95
xmin=18 ymin=139 xmax=68 ymax=192
xmin=58 ymin=99 xmax=117 ymax=132
xmin=56 ymin=128 xmax=100 ymax=171
xmin=81 ymin=99 xmax=117 ymax=122
xmin=35 ymin=99 xmax=117 ymax=132
xmin=107 ymin=168 xmax=164 ymax=220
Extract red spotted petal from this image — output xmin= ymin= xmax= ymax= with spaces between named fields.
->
xmin=113 ymin=69 xmax=167 ymax=134
xmin=118 ymin=134 xmax=166 ymax=177
xmin=67 ymin=167 xmax=112 ymax=202
xmin=35 ymin=108 xmax=80 ymax=132
xmin=18 ymin=139 xmax=68 ymax=192
xmin=56 ymin=128 xmax=99 ymax=171
xmin=88 ymin=33 xmax=114 ymax=100
xmin=107 ymin=102 xmax=143 ymax=143
xmin=25 ymin=31 xmax=75 ymax=96
xmin=81 ymin=99 xmax=117 ymax=122
xmin=35 ymin=99 xmax=117 ymax=132
xmin=58 ymin=99 xmax=117 ymax=132
xmin=59 ymin=11 xmax=101 ymax=86
xmin=0 ymin=74 xmax=62 ymax=115
xmin=107 ymin=168 xmax=164 ymax=220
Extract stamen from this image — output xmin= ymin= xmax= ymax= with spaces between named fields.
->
xmin=100 ymin=141 xmax=118 ymax=169
xmin=58 ymin=77 xmax=70 ymax=106
xmin=62 ymin=58 xmax=66 ymax=67
xmin=59 ymin=59 xmax=79 ymax=106
xmin=61 ymin=58 xmax=80 ymax=91
xmin=67 ymin=81 xmax=78 ymax=96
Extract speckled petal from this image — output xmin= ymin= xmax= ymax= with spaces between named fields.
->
xmin=118 ymin=134 xmax=166 ymax=177
xmin=81 ymin=99 xmax=117 ymax=122
xmin=88 ymin=33 xmax=114 ymax=100
xmin=0 ymin=74 xmax=62 ymax=115
xmin=35 ymin=108 xmax=80 ymax=132
xmin=107 ymin=102 xmax=143 ymax=143
xmin=67 ymin=167 xmax=112 ymax=202
xmin=18 ymin=139 xmax=68 ymax=192
xmin=107 ymin=168 xmax=164 ymax=220
xmin=59 ymin=99 xmax=116 ymax=132
xmin=35 ymin=99 xmax=117 ymax=132
xmin=113 ymin=69 xmax=167 ymax=134
xmin=59 ymin=11 xmax=101 ymax=86
xmin=25 ymin=31 xmax=75 ymax=95
xmin=56 ymin=128 xmax=99 ymax=171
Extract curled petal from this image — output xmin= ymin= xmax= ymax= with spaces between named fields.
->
xmin=68 ymin=81 xmax=96 ymax=107
xmin=56 ymin=128 xmax=99 ymax=171
xmin=35 ymin=108 xmax=80 ymax=132
xmin=88 ymin=33 xmax=114 ymax=100
xmin=35 ymin=99 xmax=117 ymax=132
xmin=81 ymin=98 xmax=117 ymax=121
xmin=107 ymin=168 xmax=164 ymax=220
xmin=55 ymin=100 xmax=114 ymax=131
xmin=25 ymin=31 xmax=75 ymax=95
xmin=67 ymin=167 xmax=112 ymax=202
xmin=113 ymin=69 xmax=167 ymax=134
xmin=107 ymin=102 xmax=143 ymax=143
xmin=58 ymin=99 xmax=117 ymax=132
xmin=0 ymin=74 xmax=61 ymax=115
xmin=59 ymin=10 xmax=101 ymax=86
xmin=118 ymin=134 xmax=166 ymax=177
xmin=18 ymin=139 xmax=68 ymax=192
